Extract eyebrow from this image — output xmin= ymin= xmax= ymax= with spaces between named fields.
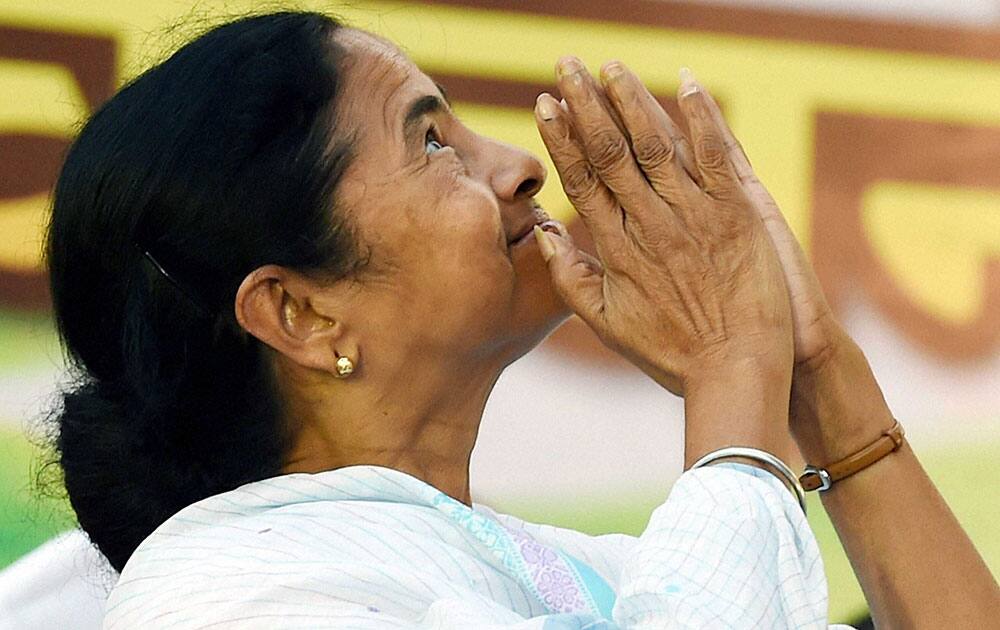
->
xmin=401 ymin=84 xmax=452 ymax=140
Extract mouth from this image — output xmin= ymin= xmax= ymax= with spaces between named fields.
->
xmin=507 ymin=206 xmax=561 ymax=249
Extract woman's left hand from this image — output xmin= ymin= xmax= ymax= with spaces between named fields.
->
xmin=534 ymin=59 xmax=794 ymax=394
xmin=692 ymin=88 xmax=843 ymax=368
xmin=684 ymin=75 xmax=893 ymax=462
xmin=534 ymin=58 xmax=796 ymax=463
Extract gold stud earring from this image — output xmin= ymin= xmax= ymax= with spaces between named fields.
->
xmin=335 ymin=356 xmax=355 ymax=378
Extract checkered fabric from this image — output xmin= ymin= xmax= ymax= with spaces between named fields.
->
xmin=101 ymin=464 xmax=850 ymax=629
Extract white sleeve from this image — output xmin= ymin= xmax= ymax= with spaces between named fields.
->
xmin=103 ymin=464 xmax=846 ymax=629
xmin=613 ymin=462 xmax=832 ymax=629
xmin=415 ymin=463 xmax=842 ymax=629
xmin=262 ymin=464 xmax=841 ymax=630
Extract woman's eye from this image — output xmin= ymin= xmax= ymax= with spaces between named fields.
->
xmin=425 ymin=128 xmax=445 ymax=155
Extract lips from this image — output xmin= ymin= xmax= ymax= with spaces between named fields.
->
xmin=507 ymin=207 xmax=557 ymax=248
xmin=509 ymin=218 xmax=563 ymax=249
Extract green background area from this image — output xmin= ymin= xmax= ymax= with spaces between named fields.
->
xmin=0 ymin=426 xmax=74 ymax=568
xmin=503 ymin=441 xmax=1000 ymax=623
xmin=0 ymin=310 xmax=62 ymax=369
xmin=1 ymin=311 xmax=998 ymax=624
xmin=0 ymin=309 xmax=75 ymax=567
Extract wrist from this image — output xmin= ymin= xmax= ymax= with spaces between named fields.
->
xmin=683 ymin=350 xmax=794 ymax=468
xmin=790 ymin=331 xmax=895 ymax=463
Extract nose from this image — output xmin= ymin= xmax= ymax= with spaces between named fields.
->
xmin=486 ymin=139 xmax=547 ymax=203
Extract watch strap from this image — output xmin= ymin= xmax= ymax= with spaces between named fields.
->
xmin=800 ymin=420 xmax=905 ymax=492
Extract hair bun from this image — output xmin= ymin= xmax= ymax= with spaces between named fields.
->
xmin=56 ymin=378 xmax=163 ymax=571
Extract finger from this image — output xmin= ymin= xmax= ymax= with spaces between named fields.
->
xmin=535 ymin=92 xmax=629 ymax=264
xmin=698 ymin=82 xmax=789 ymax=227
xmin=550 ymin=219 xmax=605 ymax=275
xmin=699 ymin=85 xmax=754 ymax=184
xmin=533 ymin=225 xmax=606 ymax=332
xmin=600 ymin=62 xmax=702 ymax=209
xmin=676 ymin=69 xmax=741 ymax=200
xmin=698 ymin=83 xmax=815 ymax=303
xmin=659 ymin=107 xmax=699 ymax=184
xmin=558 ymin=90 xmax=630 ymax=150
xmin=594 ymin=84 xmax=629 ymax=139
xmin=556 ymin=57 xmax=665 ymax=220
xmin=605 ymin=63 xmax=699 ymax=180
xmin=564 ymin=86 xmax=698 ymax=191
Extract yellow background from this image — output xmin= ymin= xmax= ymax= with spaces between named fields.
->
xmin=2 ymin=0 xmax=1000 ymax=323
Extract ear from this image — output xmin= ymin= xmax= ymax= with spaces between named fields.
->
xmin=234 ymin=265 xmax=359 ymax=376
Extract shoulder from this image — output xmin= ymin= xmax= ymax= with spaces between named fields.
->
xmin=103 ymin=474 xmax=548 ymax=628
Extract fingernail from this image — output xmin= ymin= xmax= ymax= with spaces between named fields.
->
xmin=557 ymin=56 xmax=584 ymax=79
xmin=679 ymin=67 xmax=698 ymax=97
xmin=536 ymin=93 xmax=557 ymax=121
xmin=534 ymin=225 xmax=555 ymax=261
xmin=601 ymin=61 xmax=625 ymax=83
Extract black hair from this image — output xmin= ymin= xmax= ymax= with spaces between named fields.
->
xmin=44 ymin=11 xmax=360 ymax=573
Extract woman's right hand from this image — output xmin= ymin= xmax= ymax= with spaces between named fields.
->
xmin=534 ymin=59 xmax=796 ymax=463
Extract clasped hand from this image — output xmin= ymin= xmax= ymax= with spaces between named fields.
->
xmin=533 ymin=58 xmax=794 ymax=397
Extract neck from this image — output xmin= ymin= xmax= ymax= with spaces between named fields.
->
xmin=281 ymin=355 xmax=502 ymax=505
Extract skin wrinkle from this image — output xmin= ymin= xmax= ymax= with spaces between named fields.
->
xmin=382 ymin=70 xmax=411 ymax=137
xmin=339 ymin=30 xmax=412 ymax=139
xmin=239 ymin=29 xmax=561 ymax=505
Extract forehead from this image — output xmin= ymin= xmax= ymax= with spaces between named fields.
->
xmin=336 ymin=29 xmax=439 ymax=122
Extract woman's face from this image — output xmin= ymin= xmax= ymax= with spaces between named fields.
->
xmin=332 ymin=31 xmax=569 ymax=367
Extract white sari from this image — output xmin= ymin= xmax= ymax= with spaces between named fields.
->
xmin=102 ymin=464 xmax=849 ymax=629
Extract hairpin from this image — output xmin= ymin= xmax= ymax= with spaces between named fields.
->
xmin=135 ymin=243 xmax=211 ymax=316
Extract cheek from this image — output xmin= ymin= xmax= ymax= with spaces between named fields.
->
xmin=433 ymin=212 xmax=513 ymax=309
xmin=399 ymin=246 xmax=513 ymax=355
xmin=431 ymin=178 xmax=508 ymax=279
xmin=399 ymin=188 xmax=515 ymax=337
xmin=427 ymin=183 xmax=564 ymax=340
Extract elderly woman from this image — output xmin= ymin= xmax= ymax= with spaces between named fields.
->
xmin=45 ymin=10 xmax=996 ymax=630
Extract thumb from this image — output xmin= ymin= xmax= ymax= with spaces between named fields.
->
xmin=534 ymin=225 xmax=606 ymax=330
